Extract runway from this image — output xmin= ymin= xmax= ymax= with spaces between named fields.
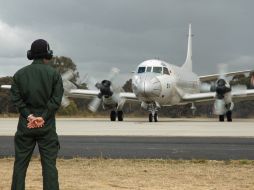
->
xmin=1 ymin=118 xmax=254 ymax=159
xmin=1 ymin=136 xmax=254 ymax=160
xmin=1 ymin=117 xmax=254 ymax=137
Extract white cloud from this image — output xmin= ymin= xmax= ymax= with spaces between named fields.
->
xmin=0 ymin=20 xmax=55 ymax=76
xmin=0 ymin=20 xmax=37 ymax=57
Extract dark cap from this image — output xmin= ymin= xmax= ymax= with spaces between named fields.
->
xmin=27 ymin=39 xmax=53 ymax=60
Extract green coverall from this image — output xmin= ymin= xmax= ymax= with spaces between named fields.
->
xmin=10 ymin=59 xmax=64 ymax=190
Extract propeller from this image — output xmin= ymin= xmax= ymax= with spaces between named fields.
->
xmin=70 ymin=74 xmax=91 ymax=89
xmin=213 ymin=65 xmax=231 ymax=115
xmin=87 ymin=68 xmax=123 ymax=112
xmin=214 ymin=78 xmax=231 ymax=99
xmin=213 ymin=64 xmax=247 ymax=115
xmin=200 ymin=64 xmax=230 ymax=94
xmin=61 ymin=96 xmax=70 ymax=108
xmin=61 ymin=69 xmax=77 ymax=107
xmin=200 ymin=64 xmax=248 ymax=115
xmin=62 ymin=69 xmax=75 ymax=81
xmin=83 ymin=74 xmax=98 ymax=90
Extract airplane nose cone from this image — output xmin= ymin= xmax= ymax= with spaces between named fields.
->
xmin=143 ymin=77 xmax=162 ymax=97
xmin=132 ymin=74 xmax=162 ymax=99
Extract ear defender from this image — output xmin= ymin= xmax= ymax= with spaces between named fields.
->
xmin=45 ymin=42 xmax=53 ymax=60
xmin=27 ymin=50 xmax=33 ymax=60
xmin=43 ymin=42 xmax=53 ymax=60
xmin=44 ymin=49 xmax=53 ymax=60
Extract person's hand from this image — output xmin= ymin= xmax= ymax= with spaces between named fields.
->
xmin=27 ymin=114 xmax=36 ymax=122
xmin=27 ymin=117 xmax=45 ymax=129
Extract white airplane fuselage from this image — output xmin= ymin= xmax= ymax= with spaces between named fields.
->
xmin=132 ymin=59 xmax=200 ymax=106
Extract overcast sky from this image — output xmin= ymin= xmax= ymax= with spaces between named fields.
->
xmin=0 ymin=0 xmax=253 ymax=84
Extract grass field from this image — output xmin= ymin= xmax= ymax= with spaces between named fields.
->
xmin=1 ymin=158 xmax=254 ymax=190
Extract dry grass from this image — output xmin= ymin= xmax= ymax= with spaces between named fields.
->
xmin=1 ymin=158 xmax=254 ymax=190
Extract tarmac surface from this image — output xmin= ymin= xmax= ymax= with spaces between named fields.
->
xmin=1 ymin=117 xmax=254 ymax=137
xmin=0 ymin=118 xmax=254 ymax=159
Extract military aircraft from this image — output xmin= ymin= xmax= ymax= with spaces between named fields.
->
xmin=2 ymin=24 xmax=254 ymax=122
xmin=66 ymin=24 xmax=254 ymax=122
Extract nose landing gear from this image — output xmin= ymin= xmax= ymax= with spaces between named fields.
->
xmin=146 ymin=102 xmax=160 ymax=122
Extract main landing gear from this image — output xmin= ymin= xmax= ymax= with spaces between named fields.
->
xmin=149 ymin=112 xmax=158 ymax=122
xmin=110 ymin=110 xmax=124 ymax=121
xmin=218 ymin=102 xmax=233 ymax=122
xmin=219 ymin=111 xmax=232 ymax=122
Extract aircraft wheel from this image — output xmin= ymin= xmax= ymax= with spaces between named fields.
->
xmin=149 ymin=113 xmax=153 ymax=122
xmin=226 ymin=111 xmax=232 ymax=122
xmin=117 ymin=111 xmax=124 ymax=121
xmin=110 ymin=111 xmax=116 ymax=121
xmin=154 ymin=113 xmax=158 ymax=122
xmin=219 ymin=115 xmax=224 ymax=122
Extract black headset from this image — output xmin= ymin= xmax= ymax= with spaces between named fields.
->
xmin=27 ymin=41 xmax=53 ymax=60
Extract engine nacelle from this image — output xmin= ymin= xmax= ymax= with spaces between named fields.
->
xmin=213 ymin=98 xmax=234 ymax=115
xmin=213 ymin=99 xmax=226 ymax=115
xmin=102 ymin=96 xmax=117 ymax=110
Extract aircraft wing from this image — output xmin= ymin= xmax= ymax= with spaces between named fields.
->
xmin=0 ymin=86 xmax=138 ymax=102
xmin=119 ymin=92 xmax=138 ymax=101
xmin=2 ymin=87 xmax=100 ymax=98
xmin=1 ymin=85 xmax=11 ymax=89
xmin=199 ymin=70 xmax=252 ymax=82
xmin=68 ymin=89 xmax=100 ymax=98
xmin=68 ymin=89 xmax=138 ymax=101
xmin=182 ymin=89 xmax=254 ymax=103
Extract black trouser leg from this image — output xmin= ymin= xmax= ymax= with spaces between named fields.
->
xmin=37 ymin=131 xmax=60 ymax=190
xmin=11 ymin=133 xmax=36 ymax=190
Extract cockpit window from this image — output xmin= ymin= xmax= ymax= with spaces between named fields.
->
xmin=138 ymin=67 xmax=146 ymax=73
xmin=153 ymin=67 xmax=162 ymax=74
xmin=163 ymin=67 xmax=170 ymax=75
xmin=146 ymin=67 xmax=152 ymax=72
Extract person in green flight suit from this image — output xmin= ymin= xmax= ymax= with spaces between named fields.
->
xmin=11 ymin=39 xmax=64 ymax=190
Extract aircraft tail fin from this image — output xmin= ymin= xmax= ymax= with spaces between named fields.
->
xmin=182 ymin=24 xmax=193 ymax=71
